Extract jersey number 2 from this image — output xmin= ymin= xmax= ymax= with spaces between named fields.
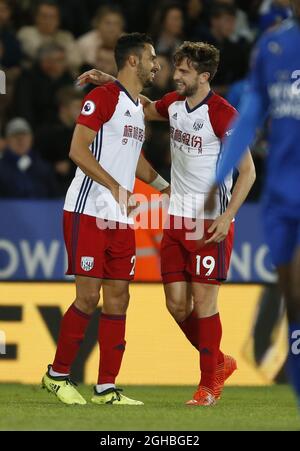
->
xmin=129 ymin=256 xmax=136 ymax=276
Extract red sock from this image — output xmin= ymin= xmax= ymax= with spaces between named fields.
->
xmin=218 ymin=350 xmax=224 ymax=365
xmin=178 ymin=312 xmax=224 ymax=366
xmin=198 ymin=313 xmax=222 ymax=392
xmin=177 ymin=311 xmax=198 ymax=350
xmin=98 ymin=313 xmax=126 ymax=384
xmin=52 ymin=303 xmax=91 ymax=374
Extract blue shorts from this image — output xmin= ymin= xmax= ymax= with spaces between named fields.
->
xmin=263 ymin=208 xmax=300 ymax=267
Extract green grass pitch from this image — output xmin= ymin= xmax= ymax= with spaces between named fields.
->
xmin=0 ymin=384 xmax=299 ymax=431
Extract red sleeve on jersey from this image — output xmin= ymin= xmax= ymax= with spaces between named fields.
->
xmin=155 ymin=91 xmax=183 ymax=119
xmin=208 ymin=96 xmax=238 ymax=140
xmin=76 ymin=84 xmax=118 ymax=132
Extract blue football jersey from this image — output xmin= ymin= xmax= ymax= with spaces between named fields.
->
xmin=249 ymin=19 xmax=300 ymax=212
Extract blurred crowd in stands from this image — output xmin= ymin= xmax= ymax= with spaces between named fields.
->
xmin=0 ymin=0 xmax=292 ymax=199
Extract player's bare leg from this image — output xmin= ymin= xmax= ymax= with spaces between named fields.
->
xmin=73 ymin=275 xmax=102 ymax=314
xmin=192 ymin=283 xmax=219 ymax=318
xmin=164 ymin=281 xmax=193 ymax=323
xmin=165 ymin=281 xmax=205 ymax=353
xmin=165 ymin=282 xmax=213 ymax=405
xmin=187 ymin=283 xmax=236 ymax=405
xmin=181 ymin=283 xmax=219 ymax=405
xmin=91 ymin=279 xmax=143 ymax=405
xmin=42 ymin=275 xmax=102 ymax=405
xmin=165 ymin=281 xmax=234 ymax=405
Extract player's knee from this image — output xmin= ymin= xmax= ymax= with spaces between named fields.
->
xmin=75 ymin=291 xmax=100 ymax=314
xmin=194 ymin=296 xmax=217 ymax=317
xmin=104 ymin=291 xmax=130 ymax=315
xmin=119 ymin=291 xmax=130 ymax=311
xmin=166 ymin=297 xmax=187 ymax=322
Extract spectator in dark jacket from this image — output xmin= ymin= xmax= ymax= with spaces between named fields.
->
xmin=195 ymin=3 xmax=250 ymax=95
xmin=0 ymin=118 xmax=59 ymax=198
xmin=13 ymin=43 xmax=74 ymax=130
xmin=0 ymin=0 xmax=22 ymax=70
xmin=35 ymin=87 xmax=83 ymax=195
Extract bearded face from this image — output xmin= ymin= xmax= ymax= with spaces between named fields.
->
xmin=136 ymin=44 xmax=160 ymax=88
xmin=174 ymin=75 xmax=199 ymax=97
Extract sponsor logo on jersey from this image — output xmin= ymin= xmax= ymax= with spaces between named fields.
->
xmin=170 ymin=126 xmax=202 ymax=152
xmin=81 ymin=256 xmax=94 ymax=271
xmin=193 ymin=120 xmax=204 ymax=131
xmin=81 ymin=100 xmax=96 ymax=116
xmin=124 ymin=110 xmax=132 ymax=117
xmin=268 ymin=82 xmax=300 ymax=119
xmin=172 ymin=113 xmax=178 ymax=120
xmin=122 ymin=125 xmax=144 ymax=144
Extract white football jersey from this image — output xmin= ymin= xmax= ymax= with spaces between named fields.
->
xmin=64 ymin=81 xmax=145 ymax=224
xmin=155 ymin=90 xmax=237 ymax=219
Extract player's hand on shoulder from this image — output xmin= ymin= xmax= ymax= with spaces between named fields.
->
xmin=77 ymin=69 xmax=115 ymax=87
xmin=205 ymin=212 xmax=233 ymax=244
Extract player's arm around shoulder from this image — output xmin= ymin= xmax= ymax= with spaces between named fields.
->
xmin=139 ymin=95 xmax=168 ymax=121
xmin=140 ymin=90 xmax=182 ymax=122
xmin=76 ymin=67 xmax=173 ymax=122
xmin=77 ymin=69 xmax=115 ymax=87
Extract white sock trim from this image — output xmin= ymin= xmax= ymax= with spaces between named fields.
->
xmin=49 ymin=366 xmax=69 ymax=378
xmin=95 ymin=383 xmax=116 ymax=394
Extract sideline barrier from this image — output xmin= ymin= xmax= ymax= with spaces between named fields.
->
xmin=0 ymin=282 xmax=284 ymax=385
xmin=0 ymin=199 xmax=275 ymax=282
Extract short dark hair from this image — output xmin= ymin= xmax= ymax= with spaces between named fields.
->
xmin=114 ymin=33 xmax=154 ymax=71
xmin=173 ymin=41 xmax=220 ymax=82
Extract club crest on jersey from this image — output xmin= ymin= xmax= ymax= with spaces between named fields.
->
xmin=193 ymin=120 xmax=204 ymax=131
xmin=81 ymin=100 xmax=96 ymax=116
xmin=81 ymin=256 xmax=94 ymax=271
